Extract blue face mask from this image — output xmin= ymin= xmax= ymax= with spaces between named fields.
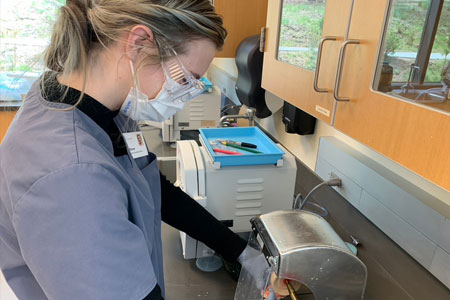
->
xmin=120 ymin=50 xmax=204 ymax=122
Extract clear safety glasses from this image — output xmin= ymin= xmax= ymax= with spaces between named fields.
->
xmin=161 ymin=49 xmax=205 ymax=103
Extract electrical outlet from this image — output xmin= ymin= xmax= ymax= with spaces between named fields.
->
xmin=330 ymin=172 xmax=339 ymax=180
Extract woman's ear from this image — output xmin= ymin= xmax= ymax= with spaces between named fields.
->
xmin=125 ymin=25 xmax=156 ymax=61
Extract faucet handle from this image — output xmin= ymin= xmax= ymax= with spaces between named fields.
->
xmin=245 ymin=107 xmax=256 ymax=126
xmin=246 ymin=107 xmax=256 ymax=114
xmin=408 ymin=64 xmax=420 ymax=83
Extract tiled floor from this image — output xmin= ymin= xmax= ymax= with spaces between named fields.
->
xmin=162 ymin=223 xmax=237 ymax=300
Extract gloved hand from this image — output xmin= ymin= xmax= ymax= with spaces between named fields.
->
xmin=237 ymin=245 xmax=277 ymax=299
xmin=264 ymin=288 xmax=277 ymax=300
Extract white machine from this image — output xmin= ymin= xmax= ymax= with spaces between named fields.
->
xmin=145 ymin=86 xmax=222 ymax=142
xmin=175 ymin=140 xmax=297 ymax=259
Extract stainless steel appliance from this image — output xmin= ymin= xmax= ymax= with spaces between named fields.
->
xmin=235 ymin=210 xmax=367 ymax=300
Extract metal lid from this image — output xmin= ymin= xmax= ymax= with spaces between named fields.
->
xmin=256 ymin=210 xmax=350 ymax=256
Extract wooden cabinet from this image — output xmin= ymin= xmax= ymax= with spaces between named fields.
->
xmin=261 ymin=0 xmax=353 ymax=124
xmin=0 ymin=111 xmax=16 ymax=144
xmin=261 ymin=0 xmax=450 ymax=191
xmin=214 ymin=0 xmax=268 ymax=58
xmin=333 ymin=0 xmax=450 ymax=191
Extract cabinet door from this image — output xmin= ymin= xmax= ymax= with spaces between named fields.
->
xmin=0 ymin=111 xmax=16 ymax=143
xmin=261 ymin=0 xmax=353 ymax=123
xmin=214 ymin=0 xmax=268 ymax=58
xmin=334 ymin=0 xmax=450 ymax=191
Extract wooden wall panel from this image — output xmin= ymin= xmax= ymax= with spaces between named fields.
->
xmin=0 ymin=111 xmax=16 ymax=144
xmin=214 ymin=0 xmax=268 ymax=57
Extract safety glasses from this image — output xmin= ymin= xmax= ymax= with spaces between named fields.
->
xmin=161 ymin=48 xmax=205 ymax=103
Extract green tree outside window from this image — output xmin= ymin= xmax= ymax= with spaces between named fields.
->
xmin=0 ymin=0 xmax=64 ymax=101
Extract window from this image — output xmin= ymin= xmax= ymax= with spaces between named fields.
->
xmin=0 ymin=0 xmax=64 ymax=102
xmin=423 ymin=0 xmax=450 ymax=82
xmin=373 ymin=0 xmax=450 ymax=112
xmin=375 ymin=0 xmax=450 ymax=85
xmin=277 ymin=0 xmax=327 ymax=70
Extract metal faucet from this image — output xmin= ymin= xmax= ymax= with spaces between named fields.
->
xmin=219 ymin=107 xmax=256 ymax=127
xmin=401 ymin=64 xmax=420 ymax=94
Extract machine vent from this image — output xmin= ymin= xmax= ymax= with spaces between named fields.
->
xmin=235 ymin=178 xmax=264 ymax=216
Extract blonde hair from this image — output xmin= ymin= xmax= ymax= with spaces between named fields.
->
xmin=42 ymin=0 xmax=227 ymax=107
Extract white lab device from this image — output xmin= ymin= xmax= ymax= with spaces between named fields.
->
xmin=145 ymin=86 xmax=221 ymax=142
xmin=175 ymin=140 xmax=297 ymax=259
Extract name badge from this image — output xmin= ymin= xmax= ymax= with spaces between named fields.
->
xmin=123 ymin=132 xmax=149 ymax=159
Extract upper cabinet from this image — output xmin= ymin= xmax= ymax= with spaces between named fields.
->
xmin=261 ymin=0 xmax=450 ymax=190
xmin=332 ymin=0 xmax=450 ymax=191
xmin=214 ymin=0 xmax=268 ymax=58
xmin=261 ymin=0 xmax=353 ymax=124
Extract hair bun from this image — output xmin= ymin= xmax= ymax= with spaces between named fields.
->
xmin=67 ymin=0 xmax=92 ymax=15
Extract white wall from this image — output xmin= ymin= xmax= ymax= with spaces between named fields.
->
xmin=315 ymin=137 xmax=450 ymax=289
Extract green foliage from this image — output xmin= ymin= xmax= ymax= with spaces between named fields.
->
xmin=30 ymin=0 xmax=66 ymax=38
xmin=430 ymin=4 xmax=450 ymax=57
xmin=381 ymin=0 xmax=450 ymax=83
xmin=424 ymin=60 xmax=444 ymax=82
xmin=16 ymin=65 xmax=33 ymax=72
xmin=386 ymin=1 xmax=428 ymax=53
xmin=0 ymin=0 xmax=64 ymax=73
xmin=279 ymin=1 xmax=326 ymax=70
xmin=385 ymin=30 xmax=401 ymax=56
xmin=418 ymin=0 xmax=431 ymax=10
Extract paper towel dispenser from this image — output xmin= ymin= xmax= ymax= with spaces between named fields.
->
xmin=235 ymin=35 xmax=272 ymax=118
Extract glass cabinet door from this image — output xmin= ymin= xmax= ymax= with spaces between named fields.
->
xmin=332 ymin=0 xmax=450 ymax=191
xmin=373 ymin=0 xmax=450 ymax=113
xmin=277 ymin=0 xmax=327 ymax=70
xmin=261 ymin=0 xmax=353 ymax=124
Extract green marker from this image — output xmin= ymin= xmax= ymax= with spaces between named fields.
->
xmin=220 ymin=142 xmax=262 ymax=154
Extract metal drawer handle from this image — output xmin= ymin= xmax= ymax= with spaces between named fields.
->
xmin=314 ymin=36 xmax=337 ymax=93
xmin=334 ymin=39 xmax=360 ymax=102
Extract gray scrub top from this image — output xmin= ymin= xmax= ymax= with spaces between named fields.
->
xmin=0 ymin=82 xmax=164 ymax=299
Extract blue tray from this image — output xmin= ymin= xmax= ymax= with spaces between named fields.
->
xmin=199 ymin=127 xmax=285 ymax=167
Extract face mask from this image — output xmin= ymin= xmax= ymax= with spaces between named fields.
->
xmin=121 ymin=80 xmax=187 ymax=122
xmin=120 ymin=51 xmax=204 ymax=122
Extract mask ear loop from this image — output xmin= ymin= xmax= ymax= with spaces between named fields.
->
xmin=124 ymin=60 xmax=143 ymax=131
xmin=129 ymin=60 xmax=139 ymax=91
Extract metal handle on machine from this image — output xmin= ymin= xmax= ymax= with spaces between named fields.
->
xmin=286 ymin=280 xmax=300 ymax=300
xmin=334 ymin=39 xmax=360 ymax=102
xmin=314 ymin=36 xmax=337 ymax=93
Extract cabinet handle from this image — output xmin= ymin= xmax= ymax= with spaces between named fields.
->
xmin=314 ymin=36 xmax=337 ymax=93
xmin=334 ymin=39 xmax=360 ymax=102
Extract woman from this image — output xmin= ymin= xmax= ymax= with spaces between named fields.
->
xmin=0 ymin=0 xmax=271 ymax=299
